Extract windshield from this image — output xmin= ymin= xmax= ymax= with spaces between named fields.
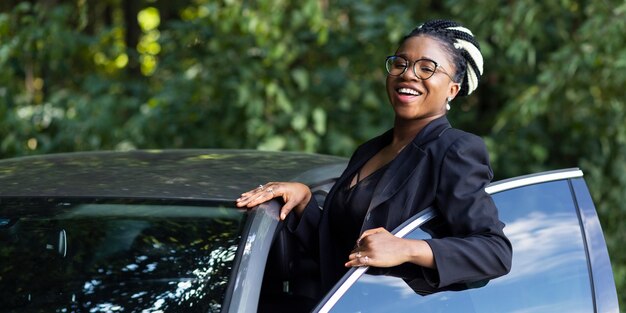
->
xmin=0 ymin=198 xmax=247 ymax=312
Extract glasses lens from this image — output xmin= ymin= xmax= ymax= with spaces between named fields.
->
xmin=385 ymin=56 xmax=407 ymax=76
xmin=414 ymin=59 xmax=437 ymax=80
xmin=385 ymin=57 xmax=438 ymax=79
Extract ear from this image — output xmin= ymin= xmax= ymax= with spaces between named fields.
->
xmin=447 ymin=81 xmax=461 ymax=101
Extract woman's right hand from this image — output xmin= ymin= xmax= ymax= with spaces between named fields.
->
xmin=236 ymin=182 xmax=312 ymax=220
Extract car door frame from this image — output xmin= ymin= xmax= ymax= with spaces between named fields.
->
xmin=223 ymin=201 xmax=281 ymax=313
xmin=224 ymin=162 xmax=349 ymax=313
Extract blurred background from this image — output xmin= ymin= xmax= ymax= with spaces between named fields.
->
xmin=0 ymin=0 xmax=624 ymax=308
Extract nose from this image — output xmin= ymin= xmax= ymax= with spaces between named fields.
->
xmin=400 ymin=64 xmax=421 ymax=81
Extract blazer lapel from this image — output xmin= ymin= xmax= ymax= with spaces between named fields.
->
xmin=362 ymin=117 xmax=451 ymax=230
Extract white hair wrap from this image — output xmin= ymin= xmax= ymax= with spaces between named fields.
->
xmin=447 ymin=26 xmax=474 ymax=36
xmin=454 ymin=39 xmax=483 ymax=95
xmin=411 ymin=20 xmax=484 ymax=96
xmin=453 ymin=40 xmax=483 ymax=75
xmin=448 ymin=26 xmax=483 ymax=95
xmin=466 ymin=65 xmax=478 ymax=95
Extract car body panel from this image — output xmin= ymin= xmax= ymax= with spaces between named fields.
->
xmin=224 ymin=201 xmax=280 ymax=313
xmin=571 ymin=178 xmax=619 ymax=313
xmin=0 ymin=151 xmax=618 ymax=312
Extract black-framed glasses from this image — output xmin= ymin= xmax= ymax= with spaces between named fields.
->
xmin=385 ymin=55 xmax=454 ymax=81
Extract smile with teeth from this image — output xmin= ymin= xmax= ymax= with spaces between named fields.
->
xmin=397 ymin=87 xmax=422 ymax=96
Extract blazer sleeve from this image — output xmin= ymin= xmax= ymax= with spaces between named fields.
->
xmin=285 ymin=196 xmax=322 ymax=258
xmin=422 ymin=133 xmax=512 ymax=288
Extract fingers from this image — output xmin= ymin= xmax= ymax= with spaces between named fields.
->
xmin=280 ymin=200 xmax=297 ymax=221
xmin=345 ymin=228 xmax=392 ymax=268
xmin=356 ymin=227 xmax=386 ymax=247
xmin=237 ymin=185 xmax=265 ymax=204
xmin=236 ymin=182 xmax=280 ymax=208
xmin=243 ymin=183 xmax=276 ymax=198
xmin=345 ymin=250 xmax=371 ymax=267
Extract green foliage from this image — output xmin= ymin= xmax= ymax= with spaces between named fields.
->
xmin=466 ymin=2 xmax=626 ymax=305
xmin=1 ymin=0 xmax=625 ymax=309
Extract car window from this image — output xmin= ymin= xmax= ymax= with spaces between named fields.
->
xmin=0 ymin=198 xmax=247 ymax=313
xmin=323 ymin=179 xmax=594 ymax=313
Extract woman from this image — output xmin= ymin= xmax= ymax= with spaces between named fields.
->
xmin=237 ymin=19 xmax=512 ymax=295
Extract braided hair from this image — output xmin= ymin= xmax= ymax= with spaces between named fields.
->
xmin=401 ymin=19 xmax=483 ymax=97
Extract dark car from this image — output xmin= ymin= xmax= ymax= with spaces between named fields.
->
xmin=0 ymin=150 xmax=619 ymax=312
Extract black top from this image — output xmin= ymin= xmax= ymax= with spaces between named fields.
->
xmin=329 ymin=163 xmax=390 ymax=259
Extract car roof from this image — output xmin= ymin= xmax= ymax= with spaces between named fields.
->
xmin=0 ymin=149 xmax=347 ymax=202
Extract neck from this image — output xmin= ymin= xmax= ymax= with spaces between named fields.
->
xmin=392 ymin=114 xmax=444 ymax=147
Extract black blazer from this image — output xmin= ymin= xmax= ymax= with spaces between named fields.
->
xmin=288 ymin=116 xmax=512 ymax=293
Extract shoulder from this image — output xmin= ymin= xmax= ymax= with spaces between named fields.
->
xmin=424 ymin=127 xmax=489 ymax=160
xmin=439 ymin=128 xmax=488 ymax=155
xmin=439 ymin=129 xmax=493 ymax=180
xmin=440 ymin=128 xmax=484 ymax=145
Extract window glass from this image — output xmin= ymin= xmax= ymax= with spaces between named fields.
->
xmin=328 ymin=180 xmax=594 ymax=313
xmin=0 ymin=199 xmax=247 ymax=313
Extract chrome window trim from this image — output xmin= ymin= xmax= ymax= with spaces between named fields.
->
xmin=315 ymin=208 xmax=436 ymax=313
xmin=486 ymin=168 xmax=583 ymax=194
xmin=317 ymin=267 xmax=368 ymax=313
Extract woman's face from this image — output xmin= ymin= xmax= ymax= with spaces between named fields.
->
xmin=386 ymin=35 xmax=460 ymax=122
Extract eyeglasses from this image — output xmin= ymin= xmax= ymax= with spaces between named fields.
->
xmin=385 ymin=55 xmax=454 ymax=81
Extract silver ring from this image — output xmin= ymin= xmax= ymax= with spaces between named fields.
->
xmin=363 ymin=256 xmax=369 ymax=264
xmin=258 ymin=184 xmax=264 ymax=190
xmin=267 ymin=187 xmax=275 ymax=197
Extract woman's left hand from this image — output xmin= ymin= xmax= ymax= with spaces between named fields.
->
xmin=345 ymin=227 xmax=435 ymax=268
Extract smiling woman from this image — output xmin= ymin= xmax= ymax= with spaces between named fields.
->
xmin=237 ymin=19 xmax=512 ymax=307
xmin=385 ymin=36 xmax=459 ymax=122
